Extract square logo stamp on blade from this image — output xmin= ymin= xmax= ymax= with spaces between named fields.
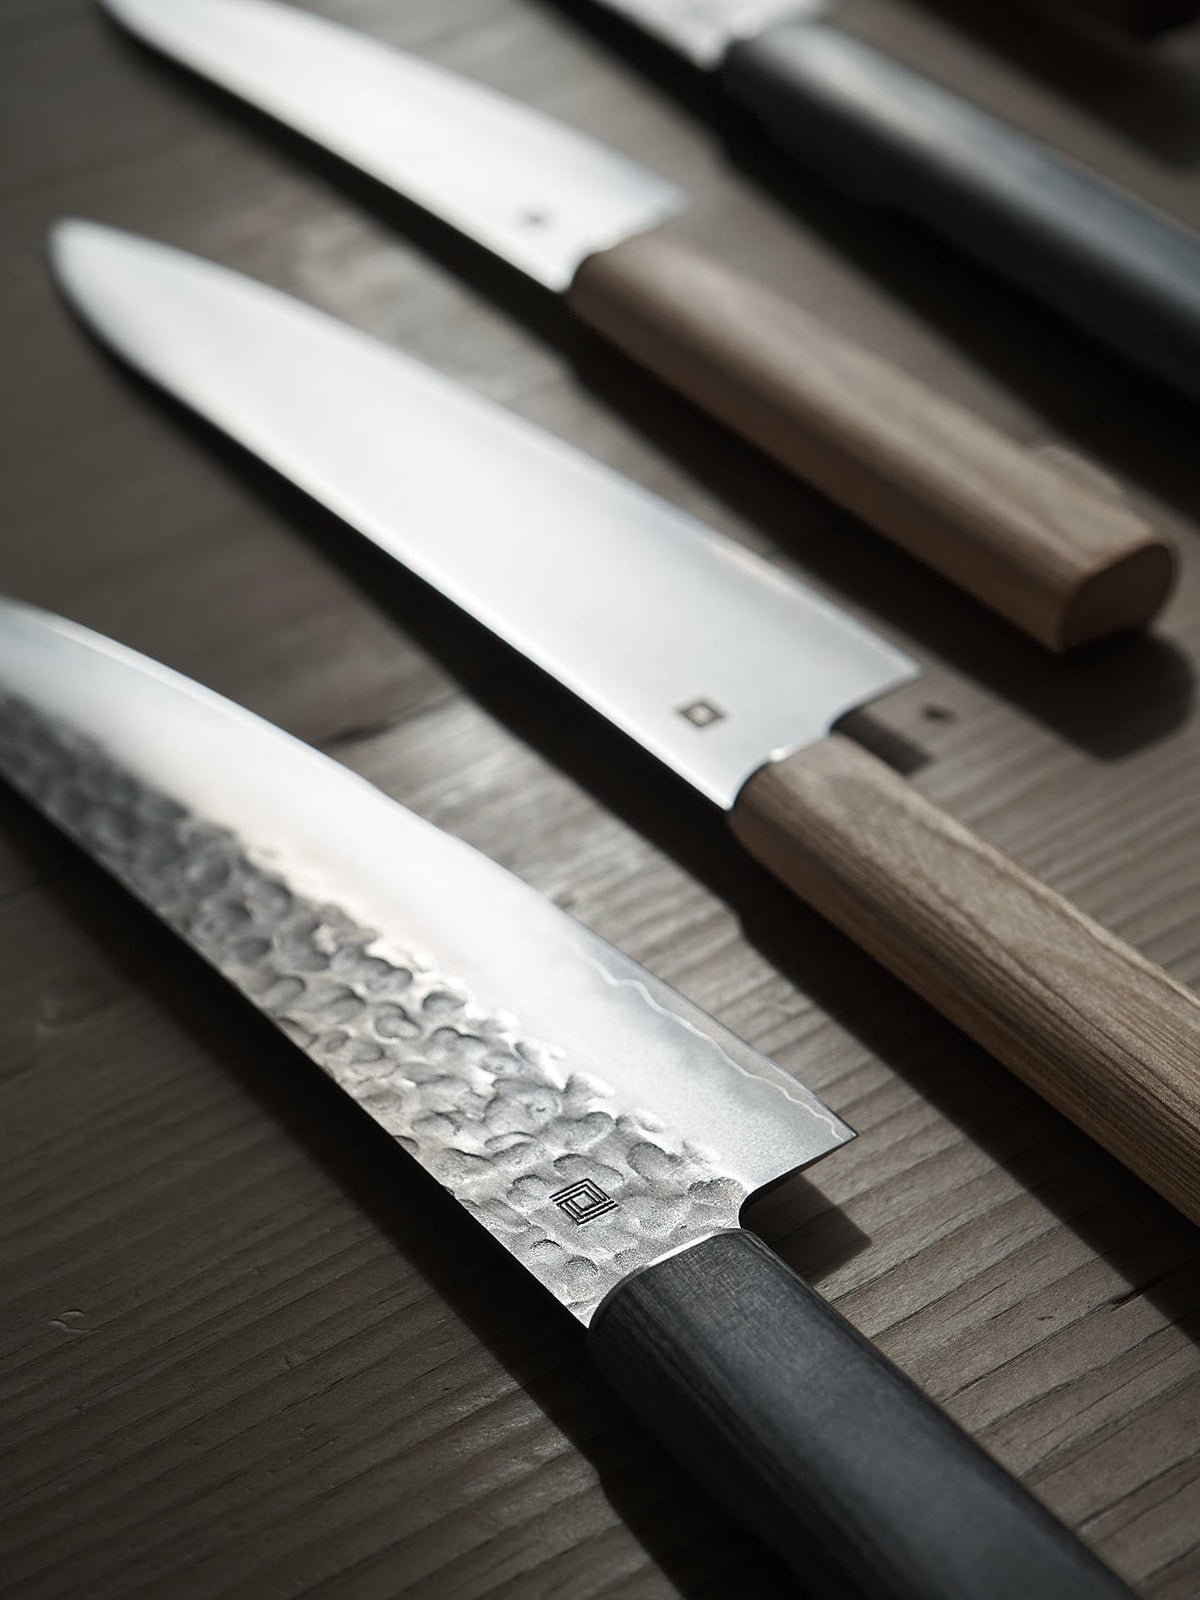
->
xmin=678 ymin=699 xmax=726 ymax=729
xmin=551 ymin=1179 xmax=618 ymax=1224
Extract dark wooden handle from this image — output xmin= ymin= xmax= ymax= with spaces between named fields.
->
xmin=568 ymin=233 xmax=1172 ymax=650
xmin=731 ymin=734 xmax=1200 ymax=1225
xmin=591 ymin=1231 xmax=1135 ymax=1599
xmin=720 ymin=20 xmax=1200 ymax=400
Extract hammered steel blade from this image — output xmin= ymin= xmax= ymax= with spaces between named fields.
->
xmin=0 ymin=600 xmax=852 ymax=1321
xmin=52 ymin=222 xmax=917 ymax=809
xmin=99 ymin=0 xmax=683 ymax=290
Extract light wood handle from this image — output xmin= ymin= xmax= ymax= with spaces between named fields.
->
xmin=568 ymin=234 xmax=1173 ymax=650
xmin=731 ymin=734 xmax=1200 ymax=1224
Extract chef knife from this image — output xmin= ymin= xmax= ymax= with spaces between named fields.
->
xmin=0 ymin=597 xmax=1136 ymax=1599
xmin=571 ymin=0 xmax=1200 ymax=402
xmin=97 ymin=0 xmax=1173 ymax=651
xmin=52 ymin=221 xmax=1200 ymax=1231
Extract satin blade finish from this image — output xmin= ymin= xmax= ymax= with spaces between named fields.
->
xmin=53 ymin=222 xmax=916 ymax=810
xmin=100 ymin=0 xmax=683 ymax=290
xmin=587 ymin=0 xmax=814 ymax=65
xmin=0 ymin=600 xmax=852 ymax=1321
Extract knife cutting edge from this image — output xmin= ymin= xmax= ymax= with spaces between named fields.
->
xmin=51 ymin=220 xmax=1200 ymax=1234
xmin=97 ymin=0 xmax=1174 ymax=651
xmin=0 ymin=597 xmax=1137 ymax=1598
xmin=582 ymin=0 xmax=1200 ymax=404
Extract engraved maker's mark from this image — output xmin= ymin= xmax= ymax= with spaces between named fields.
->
xmin=551 ymin=1179 xmax=618 ymax=1224
xmin=679 ymin=699 xmax=726 ymax=729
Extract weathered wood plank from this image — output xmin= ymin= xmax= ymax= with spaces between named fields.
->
xmin=1 ymin=2 xmax=1198 ymax=1596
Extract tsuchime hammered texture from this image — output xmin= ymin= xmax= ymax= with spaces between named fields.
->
xmin=0 ymin=698 xmax=748 ymax=1319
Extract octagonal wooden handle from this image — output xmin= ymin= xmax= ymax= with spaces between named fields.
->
xmin=593 ymin=1231 xmax=1137 ymax=1598
xmin=731 ymin=733 xmax=1200 ymax=1223
xmin=569 ymin=234 xmax=1173 ymax=650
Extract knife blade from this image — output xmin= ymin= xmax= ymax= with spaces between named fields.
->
xmin=580 ymin=0 xmax=1200 ymax=403
xmin=97 ymin=0 xmax=1174 ymax=651
xmin=0 ymin=597 xmax=1137 ymax=1599
xmin=52 ymin=221 xmax=1200 ymax=1235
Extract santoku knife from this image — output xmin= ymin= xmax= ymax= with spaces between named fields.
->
xmin=574 ymin=0 xmax=1200 ymax=401
xmin=0 ymin=598 xmax=1136 ymax=1598
xmin=52 ymin=221 xmax=1200 ymax=1231
xmin=97 ymin=0 xmax=1174 ymax=651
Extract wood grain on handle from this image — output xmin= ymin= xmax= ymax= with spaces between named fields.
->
xmin=568 ymin=235 xmax=1173 ymax=650
xmin=592 ymin=1232 xmax=1136 ymax=1599
xmin=730 ymin=734 xmax=1200 ymax=1224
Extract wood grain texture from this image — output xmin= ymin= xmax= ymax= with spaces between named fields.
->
xmin=592 ymin=1230 xmax=1136 ymax=1598
xmin=730 ymin=732 xmax=1200 ymax=1227
xmin=1 ymin=1 xmax=1200 ymax=1597
xmin=569 ymin=232 xmax=1174 ymax=650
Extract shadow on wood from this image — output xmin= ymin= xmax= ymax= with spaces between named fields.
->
xmin=0 ymin=785 xmax=803 ymax=1598
xmin=906 ymin=0 xmax=1200 ymax=164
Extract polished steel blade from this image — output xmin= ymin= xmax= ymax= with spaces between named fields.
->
xmin=584 ymin=0 xmax=815 ymax=66
xmin=100 ymin=0 xmax=682 ymax=290
xmin=53 ymin=223 xmax=917 ymax=808
xmin=0 ymin=600 xmax=851 ymax=1320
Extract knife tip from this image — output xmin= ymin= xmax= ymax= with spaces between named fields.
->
xmin=95 ymin=0 xmax=138 ymax=25
xmin=49 ymin=215 xmax=98 ymax=271
xmin=48 ymin=216 xmax=139 ymax=302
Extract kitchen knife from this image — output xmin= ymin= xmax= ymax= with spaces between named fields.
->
xmin=52 ymin=221 xmax=1200 ymax=1232
xmin=0 ymin=597 xmax=1136 ymax=1599
xmin=572 ymin=0 xmax=1200 ymax=402
xmin=97 ymin=0 xmax=1174 ymax=651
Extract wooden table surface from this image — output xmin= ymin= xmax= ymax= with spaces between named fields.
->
xmin=3 ymin=2 xmax=1200 ymax=1595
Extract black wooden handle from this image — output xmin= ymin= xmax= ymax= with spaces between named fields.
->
xmin=720 ymin=19 xmax=1200 ymax=400
xmin=590 ymin=1231 xmax=1135 ymax=1599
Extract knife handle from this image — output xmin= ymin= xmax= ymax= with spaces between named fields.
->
xmin=567 ymin=234 xmax=1172 ymax=650
xmin=719 ymin=20 xmax=1200 ymax=399
xmin=731 ymin=733 xmax=1200 ymax=1224
xmin=591 ymin=1230 xmax=1135 ymax=1598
